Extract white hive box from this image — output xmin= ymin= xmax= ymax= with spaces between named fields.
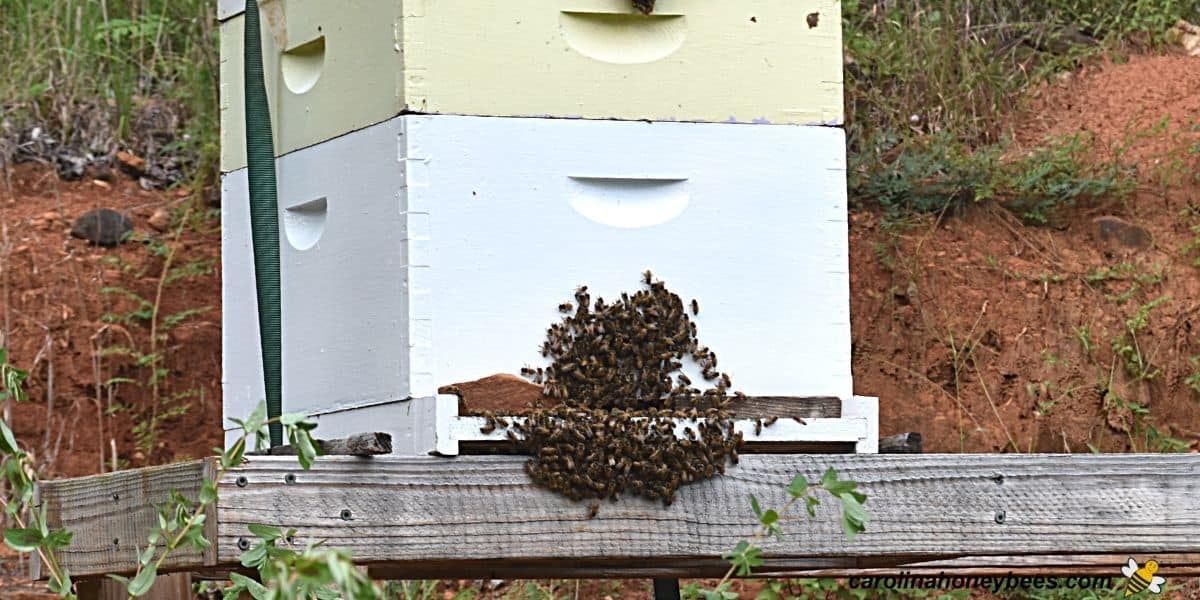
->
xmin=222 ymin=115 xmax=852 ymax=444
xmin=218 ymin=0 xmax=844 ymax=172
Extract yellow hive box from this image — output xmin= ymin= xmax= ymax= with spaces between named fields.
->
xmin=219 ymin=0 xmax=843 ymax=172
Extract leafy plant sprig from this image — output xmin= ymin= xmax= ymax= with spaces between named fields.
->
xmin=685 ymin=468 xmax=869 ymax=600
xmin=0 ymin=391 xmax=323 ymax=599
xmin=227 ymin=524 xmax=379 ymax=600
xmin=106 ymin=401 xmax=321 ymax=597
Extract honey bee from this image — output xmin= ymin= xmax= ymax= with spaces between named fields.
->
xmin=480 ymin=412 xmax=498 ymax=434
xmin=643 ymin=270 xmax=654 ymax=284
xmin=587 ymin=502 xmax=601 ymax=519
xmin=559 ymin=302 xmax=574 ymax=313
xmin=764 ymin=416 xmax=779 ymax=427
xmin=755 ymin=419 xmax=763 ymax=436
xmin=691 ymin=299 xmax=699 ymax=315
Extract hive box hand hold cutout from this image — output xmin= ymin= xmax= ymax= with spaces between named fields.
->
xmin=222 ymin=115 xmax=853 ymax=439
xmin=218 ymin=0 xmax=845 ymax=172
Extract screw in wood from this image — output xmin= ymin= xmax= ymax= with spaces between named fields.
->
xmin=994 ymin=510 xmax=1007 ymax=524
xmin=112 ymin=538 xmax=119 ymax=547
xmin=237 ymin=537 xmax=251 ymax=551
xmin=111 ymin=492 xmax=120 ymax=501
xmin=340 ymin=509 xmax=353 ymax=521
xmin=236 ymin=476 xmax=249 ymax=488
xmin=284 ymin=473 xmax=296 ymax=485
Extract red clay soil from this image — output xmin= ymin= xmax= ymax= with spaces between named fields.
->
xmin=0 ymin=166 xmax=222 ymax=478
xmin=853 ymin=52 xmax=1200 ymax=455
xmin=4 ymin=52 xmax=1200 ymax=597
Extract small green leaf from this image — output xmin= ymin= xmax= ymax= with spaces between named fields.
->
xmin=840 ymin=494 xmax=869 ymax=541
xmin=760 ymin=508 xmax=778 ymax=526
xmin=139 ymin=545 xmax=157 ymax=565
xmin=820 ymin=467 xmax=838 ymax=489
xmin=280 ymin=412 xmax=308 ymax=426
xmin=48 ymin=571 xmax=72 ymax=595
xmin=721 ymin=540 xmax=764 ymax=576
xmin=749 ymin=494 xmax=763 ymax=519
xmin=199 ymin=479 xmax=218 ymax=505
xmin=3 ymin=527 xmax=43 ymax=552
xmin=821 ymin=468 xmax=858 ymax=496
xmin=805 ymin=495 xmax=820 ymax=518
xmin=223 ymin=437 xmax=246 ymax=470
xmin=0 ymin=421 xmax=19 ymax=455
xmin=787 ymin=474 xmax=809 ymax=498
xmin=127 ymin=563 xmax=157 ymax=596
xmin=293 ymin=429 xmax=319 ymax=470
xmin=248 ymin=524 xmax=283 ymax=541
xmin=230 ymin=573 xmax=270 ymax=600
xmin=239 ymin=541 xmax=268 ymax=568
xmin=43 ymin=529 xmax=72 ymax=550
xmin=245 ymin=402 xmax=267 ymax=436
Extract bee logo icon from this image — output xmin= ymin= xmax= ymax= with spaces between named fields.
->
xmin=1122 ymin=557 xmax=1165 ymax=596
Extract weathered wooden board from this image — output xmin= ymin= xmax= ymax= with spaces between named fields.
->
xmin=218 ymin=0 xmax=844 ymax=171
xmin=40 ymin=454 xmax=1200 ymax=580
xmin=39 ymin=460 xmax=216 ymax=578
xmin=223 ymin=116 xmax=853 ymax=439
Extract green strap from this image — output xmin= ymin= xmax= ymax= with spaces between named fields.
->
xmin=243 ymin=0 xmax=284 ymax=446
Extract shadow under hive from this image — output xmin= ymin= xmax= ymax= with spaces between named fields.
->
xmin=495 ymin=272 xmax=743 ymax=506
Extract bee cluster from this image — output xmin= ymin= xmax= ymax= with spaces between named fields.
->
xmin=506 ymin=271 xmax=743 ymax=506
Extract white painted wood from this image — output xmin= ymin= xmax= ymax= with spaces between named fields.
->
xmin=217 ymin=0 xmax=244 ymax=21
xmin=844 ymin=396 xmax=879 ymax=453
xmin=406 ymin=115 xmax=852 ymax=399
xmin=221 ymin=124 xmax=420 ymax=427
xmin=307 ymin=397 xmax=437 ymax=456
xmin=452 ymin=416 xmax=868 ymax=444
xmin=224 ymin=397 xmax=437 ymax=456
xmin=434 ymin=394 xmax=460 ymax=456
xmin=223 ymin=115 xmax=854 ymax=450
xmin=218 ymin=0 xmax=844 ymax=171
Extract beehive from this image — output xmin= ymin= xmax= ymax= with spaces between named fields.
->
xmin=222 ymin=114 xmax=853 ymax=442
xmin=217 ymin=0 xmax=844 ymax=171
xmin=220 ymin=1 xmax=867 ymax=453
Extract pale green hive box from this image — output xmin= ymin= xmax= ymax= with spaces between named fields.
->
xmin=219 ymin=0 xmax=844 ymax=172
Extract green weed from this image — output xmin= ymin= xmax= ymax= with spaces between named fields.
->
xmin=97 ymin=207 xmax=214 ymax=456
xmin=843 ymin=0 xmax=1182 ymax=221
xmin=0 ymin=0 xmax=218 ymax=180
xmin=1111 ymin=295 xmax=1170 ymax=382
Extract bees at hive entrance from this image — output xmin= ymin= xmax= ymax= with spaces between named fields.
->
xmin=511 ymin=271 xmax=744 ymax=506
